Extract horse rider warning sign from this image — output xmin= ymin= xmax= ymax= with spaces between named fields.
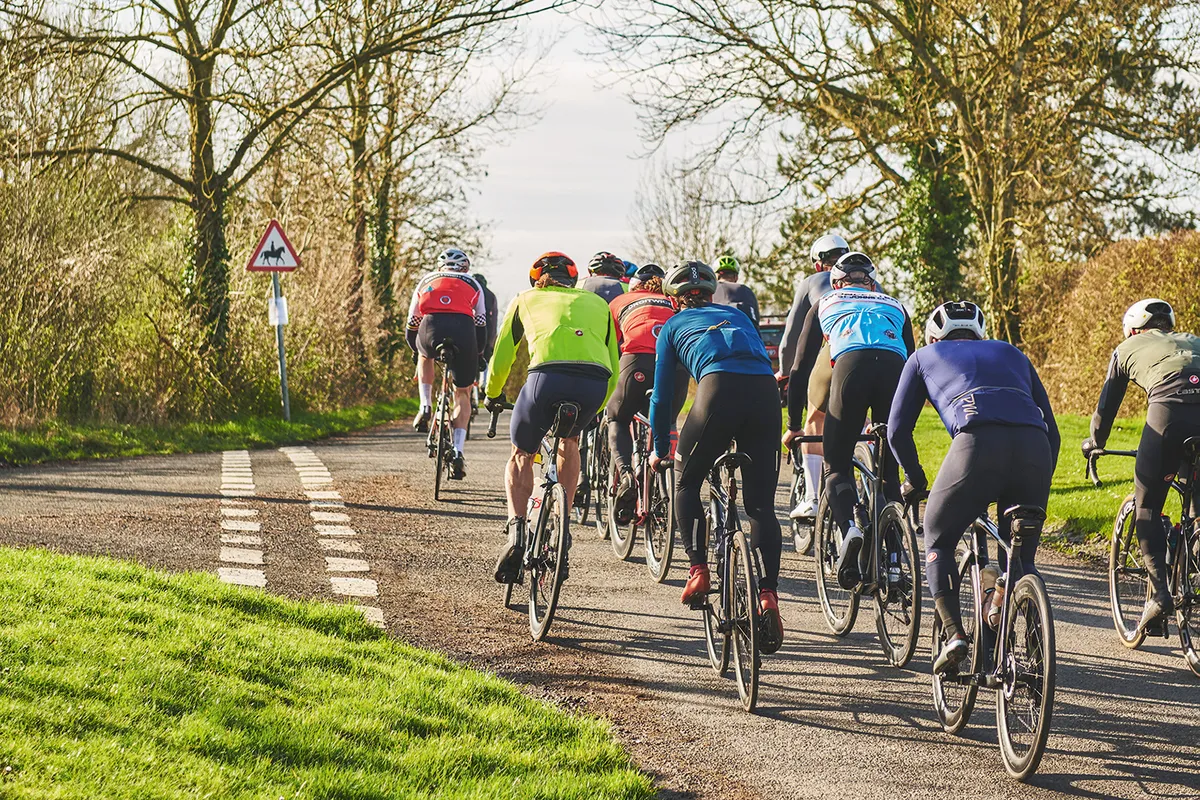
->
xmin=246 ymin=219 xmax=300 ymax=272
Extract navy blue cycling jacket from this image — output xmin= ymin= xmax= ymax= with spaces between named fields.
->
xmin=651 ymin=303 xmax=774 ymax=457
xmin=886 ymin=339 xmax=1061 ymax=487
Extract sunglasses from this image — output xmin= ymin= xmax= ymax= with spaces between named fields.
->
xmin=538 ymin=256 xmax=574 ymax=270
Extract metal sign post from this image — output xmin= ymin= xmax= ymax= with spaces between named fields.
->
xmin=271 ymin=272 xmax=291 ymax=421
xmin=247 ymin=219 xmax=301 ymax=421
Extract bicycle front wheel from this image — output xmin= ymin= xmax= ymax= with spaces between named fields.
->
xmin=814 ymin=491 xmax=859 ymax=635
xmin=1109 ymin=494 xmax=1148 ymax=649
xmin=593 ymin=420 xmax=611 ymax=538
xmin=874 ymin=502 xmax=922 ymax=668
xmin=931 ymin=534 xmax=981 ymax=734
xmin=645 ymin=467 xmax=676 ymax=582
xmin=574 ymin=428 xmax=591 ymax=525
xmin=433 ymin=422 xmax=447 ymax=501
xmin=730 ymin=531 xmax=760 ymax=712
xmin=996 ymin=573 xmax=1056 ymax=781
xmin=1174 ymin=528 xmax=1200 ymax=677
xmin=790 ymin=464 xmax=814 ymax=555
xmin=528 ymin=484 xmax=568 ymax=641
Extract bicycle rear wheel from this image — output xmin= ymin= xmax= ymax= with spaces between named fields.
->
xmin=1174 ymin=528 xmax=1200 ymax=676
xmin=593 ymin=420 xmax=611 ymax=538
xmin=574 ymin=428 xmax=591 ymax=524
xmin=608 ymin=462 xmax=638 ymax=560
xmin=996 ymin=573 xmax=1056 ymax=781
xmin=645 ymin=467 xmax=676 ymax=582
xmin=1108 ymin=494 xmax=1148 ymax=649
xmin=730 ymin=531 xmax=760 ymax=712
xmin=874 ymin=502 xmax=921 ymax=668
xmin=528 ymin=484 xmax=568 ymax=641
xmin=790 ymin=462 xmax=814 ymax=554
xmin=814 ymin=490 xmax=859 ymax=635
xmin=931 ymin=535 xmax=981 ymax=734
xmin=703 ymin=491 xmax=731 ymax=676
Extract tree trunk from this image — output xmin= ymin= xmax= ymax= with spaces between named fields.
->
xmin=187 ymin=55 xmax=230 ymax=362
xmin=981 ymin=182 xmax=1022 ymax=345
xmin=347 ymin=69 xmax=370 ymax=379
xmin=371 ymin=63 xmax=398 ymax=364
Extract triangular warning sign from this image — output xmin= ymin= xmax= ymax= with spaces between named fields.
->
xmin=246 ymin=219 xmax=300 ymax=272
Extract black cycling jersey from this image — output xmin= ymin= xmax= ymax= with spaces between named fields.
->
xmin=712 ymin=280 xmax=760 ymax=330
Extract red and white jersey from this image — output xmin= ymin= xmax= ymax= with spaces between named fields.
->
xmin=406 ymin=271 xmax=486 ymax=330
xmin=610 ymin=290 xmax=676 ymax=355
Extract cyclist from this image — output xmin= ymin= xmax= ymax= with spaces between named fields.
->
xmin=887 ymin=301 xmax=1060 ymax=674
xmin=406 ymin=247 xmax=487 ymax=479
xmin=782 ymin=251 xmax=914 ymax=591
xmin=647 ymin=261 xmax=784 ymax=654
xmin=487 ymin=252 xmax=620 ymax=584
xmin=711 ymin=255 xmax=760 ymax=330
xmin=779 ymin=234 xmax=851 ymax=521
xmin=1082 ymin=298 xmax=1200 ymax=632
xmin=579 ymin=251 xmax=629 ymax=303
xmin=607 ymin=263 xmax=689 ymax=522
xmin=472 ymin=273 xmax=499 ymax=366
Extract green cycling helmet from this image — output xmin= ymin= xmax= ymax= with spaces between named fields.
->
xmin=716 ymin=254 xmax=740 ymax=274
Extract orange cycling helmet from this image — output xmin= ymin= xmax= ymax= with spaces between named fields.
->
xmin=529 ymin=251 xmax=579 ymax=287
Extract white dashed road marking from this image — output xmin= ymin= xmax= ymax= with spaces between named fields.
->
xmin=281 ymin=446 xmax=385 ymax=628
xmin=218 ymin=451 xmax=266 ymax=587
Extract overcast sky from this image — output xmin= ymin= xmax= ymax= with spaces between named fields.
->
xmin=469 ymin=12 xmax=644 ymax=307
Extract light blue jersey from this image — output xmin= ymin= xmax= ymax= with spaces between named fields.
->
xmin=818 ymin=287 xmax=908 ymax=360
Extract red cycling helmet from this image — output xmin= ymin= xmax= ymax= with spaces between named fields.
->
xmin=529 ymin=252 xmax=579 ymax=287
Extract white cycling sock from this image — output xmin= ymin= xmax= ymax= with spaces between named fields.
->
xmin=418 ymin=383 xmax=433 ymax=409
xmin=804 ymin=454 xmax=823 ymax=503
xmin=453 ymin=427 xmax=467 ymax=453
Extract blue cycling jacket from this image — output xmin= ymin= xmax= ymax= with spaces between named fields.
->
xmin=818 ymin=287 xmax=909 ymax=360
xmin=650 ymin=304 xmax=773 ymax=456
xmin=886 ymin=339 xmax=1061 ymax=486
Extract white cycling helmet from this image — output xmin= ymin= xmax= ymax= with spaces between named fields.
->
xmin=810 ymin=234 xmax=850 ymax=267
xmin=1122 ymin=298 xmax=1175 ymax=338
xmin=438 ymin=247 xmax=471 ymax=272
xmin=926 ymin=300 xmax=986 ymax=344
xmin=828 ymin=251 xmax=875 ymax=282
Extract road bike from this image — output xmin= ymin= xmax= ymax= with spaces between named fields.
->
xmin=426 ymin=341 xmax=458 ymax=502
xmin=691 ymin=449 xmax=761 ymax=712
xmin=810 ymin=425 xmax=922 ymax=667
xmin=575 ymin=416 xmax=610 ymax=537
xmin=489 ymin=400 xmax=573 ymax=642
xmin=786 ymin=444 xmax=821 ymax=554
xmin=1088 ymin=446 xmax=1200 ymax=676
xmin=605 ymin=409 xmax=676 ymax=580
xmin=928 ymin=505 xmax=1056 ymax=780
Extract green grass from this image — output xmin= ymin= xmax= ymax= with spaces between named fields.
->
xmin=0 ymin=399 xmax=419 ymax=466
xmin=0 ymin=547 xmax=654 ymax=799
xmin=908 ymin=409 xmax=1146 ymax=554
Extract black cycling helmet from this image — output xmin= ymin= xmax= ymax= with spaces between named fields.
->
xmin=633 ymin=263 xmax=665 ymax=282
xmin=589 ymin=251 xmax=625 ymax=277
xmin=663 ymin=261 xmax=718 ymax=297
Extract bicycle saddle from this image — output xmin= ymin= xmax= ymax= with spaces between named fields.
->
xmin=1004 ymin=504 xmax=1046 ymax=536
xmin=713 ymin=451 xmax=752 ymax=473
xmin=434 ymin=339 xmax=458 ymax=362
xmin=548 ymin=402 xmax=581 ymax=438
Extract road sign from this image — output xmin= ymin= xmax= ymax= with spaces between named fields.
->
xmin=246 ymin=219 xmax=300 ymax=272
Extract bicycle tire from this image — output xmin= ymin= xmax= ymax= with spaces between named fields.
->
xmin=931 ymin=531 xmax=981 ymax=734
xmin=593 ymin=420 xmax=611 ymax=538
xmin=433 ymin=379 xmax=451 ymax=501
xmin=1108 ymin=494 xmax=1148 ymax=649
xmin=730 ymin=530 xmax=761 ymax=712
xmin=814 ymin=489 xmax=859 ymax=635
xmin=1174 ymin=528 xmax=1200 ymax=677
xmin=528 ymin=483 xmax=568 ymax=641
xmin=645 ymin=466 xmax=676 ymax=583
xmin=704 ymin=490 xmax=731 ymax=676
xmin=874 ymin=501 xmax=922 ymax=668
xmin=574 ymin=428 xmax=591 ymax=525
xmin=789 ymin=462 xmax=815 ymax=555
xmin=996 ymin=573 xmax=1056 ymax=781
xmin=608 ymin=460 xmax=637 ymax=560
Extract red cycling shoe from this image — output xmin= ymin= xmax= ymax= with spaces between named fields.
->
xmin=681 ymin=564 xmax=710 ymax=605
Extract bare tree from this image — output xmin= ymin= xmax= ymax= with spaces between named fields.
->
xmin=4 ymin=0 xmax=571 ymax=365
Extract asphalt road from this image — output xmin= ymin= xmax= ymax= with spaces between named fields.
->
xmin=1 ymin=416 xmax=1197 ymax=799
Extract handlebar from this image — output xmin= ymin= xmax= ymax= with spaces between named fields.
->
xmin=1084 ymin=448 xmax=1136 ymax=487
xmin=486 ymin=401 xmax=515 ymax=438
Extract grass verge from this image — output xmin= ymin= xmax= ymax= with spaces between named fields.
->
xmin=909 ymin=408 xmax=1146 ymax=554
xmin=0 ymin=398 xmax=419 ymax=466
xmin=0 ymin=547 xmax=654 ymax=799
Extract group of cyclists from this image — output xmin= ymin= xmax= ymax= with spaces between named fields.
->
xmin=404 ymin=238 xmax=1198 ymax=681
